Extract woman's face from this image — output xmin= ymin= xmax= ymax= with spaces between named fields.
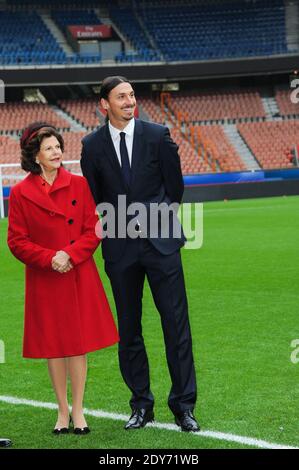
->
xmin=36 ymin=135 xmax=63 ymax=172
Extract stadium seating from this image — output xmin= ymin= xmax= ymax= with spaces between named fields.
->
xmin=108 ymin=5 xmax=161 ymax=63
xmin=0 ymin=89 xmax=297 ymax=182
xmin=0 ymin=9 xmax=104 ymax=66
xmin=58 ymin=99 xmax=104 ymax=128
xmin=6 ymin=0 xmax=101 ymax=6
xmin=61 ymin=131 xmax=86 ymax=160
xmin=0 ymin=136 xmax=20 ymax=164
xmin=193 ymin=124 xmax=246 ymax=172
xmin=0 ymin=11 xmax=67 ymax=65
xmin=275 ymin=89 xmax=299 ymax=117
xmin=137 ymin=0 xmax=288 ymax=61
xmin=138 ymin=97 xmax=165 ymax=124
xmin=51 ymin=9 xmax=102 ymax=63
xmin=0 ymin=0 xmax=291 ymax=65
xmin=60 ymin=131 xmax=85 ymax=178
xmin=0 ymin=103 xmax=71 ymax=132
xmin=138 ymin=97 xmax=212 ymax=174
xmin=51 ymin=9 xmax=101 ymax=34
xmin=167 ymin=90 xmax=266 ymax=122
xmin=238 ymin=121 xmax=298 ymax=169
xmin=171 ymin=128 xmax=212 ymax=174
xmin=0 ymin=135 xmax=25 ymax=186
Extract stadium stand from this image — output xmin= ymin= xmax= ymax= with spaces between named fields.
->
xmin=1 ymin=85 xmax=298 ymax=179
xmin=61 ymin=131 xmax=86 ymax=160
xmin=108 ymin=5 xmax=161 ymax=63
xmin=138 ymin=97 xmax=165 ymax=124
xmin=139 ymin=93 xmax=263 ymax=172
xmin=0 ymin=11 xmax=67 ymax=65
xmin=0 ymin=136 xmax=20 ymax=164
xmin=0 ymin=0 xmax=297 ymax=219
xmin=0 ymin=103 xmax=71 ymax=132
xmin=60 ymin=131 xmax=85 ymax=176
xmin=275 ymin=88 xmax=299 ymax=117
xmin=0 ymin=0 xmax=293 ymax=65
xmin=238 ymin=121 xmax=299 ymax=169
xmin=171 ymin=128 xmax=212 ymax=174
xmin=0 ymin=135 xmax=24 ymax=187
xmin=6 ymin=0 xmax=101 ymax=6
xmin=58 ymin=99 xmax=103 ymax=129
xmin=51 ymin=9 xmax=101 ymax=34
xmin=137 ymin=0 xmax=288 ymax=61
xmin=135 ymin=97 xmax=245 ymax=173
xmin=51 ymin=9 xmax=102 ymax=63
xmin=193 ymin=124 xmax=247 ymax=172
xmin=167 ymin=90 xmax=266 ymax=123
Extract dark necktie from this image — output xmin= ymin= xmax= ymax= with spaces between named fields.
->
xmin=119 ymin=132 xmax=131 ymax=187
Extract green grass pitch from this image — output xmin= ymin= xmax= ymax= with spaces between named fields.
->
xmin=0 ymin=195 xmax=298 ymax=449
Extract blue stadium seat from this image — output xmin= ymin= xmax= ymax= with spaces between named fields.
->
xmin=0 ymin=11 xmax=66 ymax=65
xmin=137 ymin=0 xmax=288 ymax=61
xmin=0 ymin=0 xmax=291 ymax=65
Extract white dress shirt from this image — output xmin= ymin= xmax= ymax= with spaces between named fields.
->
xmin=108 ymin=118 xmax=135 ymax=167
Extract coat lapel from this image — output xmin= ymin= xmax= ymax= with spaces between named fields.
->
xmin=100 ymin=119 xmax=145 ymax=193
xmin=49 ymin=166 xmax=72 ymax=195
xmin=20 ymin=167 xmax=71 ymax=216
xmin=102 ymin=124 xmax=126 ymax=190
xmin=130 ymin=119 xmax=144 ymax=188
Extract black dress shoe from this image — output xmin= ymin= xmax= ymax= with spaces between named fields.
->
xmin=53 ymin=416 xmax=72 ymax=435
xmin=0 ymin=438 xmax=12 ymax=447
xmin=53 ymin=426 xmax=69 ymax=435
xmin=74 ymin=426 xmax=90 ymax=435
xmin=175 ymin=410 xmax=200 ymax=432
xmin=124 ymin=408 xmax=154 ymax=430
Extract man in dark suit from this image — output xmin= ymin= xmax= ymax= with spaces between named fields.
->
xmin=81 ymin=76 xmax=199 ymax=432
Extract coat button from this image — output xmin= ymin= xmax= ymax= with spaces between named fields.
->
xmin=70 ymin=240 xmax=75 ymax=244
xmin=72 ymin=199 xmax=77 ymax=206
xmin=68 ymin=219 xmax=74 ymax=224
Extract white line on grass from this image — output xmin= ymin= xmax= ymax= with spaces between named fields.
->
xmin=0 ymin=395 xmax=297 ymax=449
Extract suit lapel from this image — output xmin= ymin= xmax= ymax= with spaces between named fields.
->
xmin=101 ymin=124 xmax=127 ymax=191
xmin=100 ymin=119 xmax=145 ymax=193
xmin=130 ymin=119 xmax=144 ymax=189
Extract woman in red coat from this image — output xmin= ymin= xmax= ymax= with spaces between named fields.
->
xmin=7 ymin=122 xmax=119 ymax=435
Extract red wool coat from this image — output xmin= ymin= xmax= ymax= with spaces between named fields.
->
xmin=7 ymin=167 xmax=119 ymax=359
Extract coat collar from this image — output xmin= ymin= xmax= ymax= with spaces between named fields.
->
xmin=20 ymin=166 xmax=72 ymax=216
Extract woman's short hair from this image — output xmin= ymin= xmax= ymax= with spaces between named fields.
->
xmin=20 ymin=122 xmax=64 ymax=174
xmin=99 ymin=76 xmax=132 ymax=101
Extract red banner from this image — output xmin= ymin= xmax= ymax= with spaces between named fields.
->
xmin=68 ymin=25 xmax=112 ymax=39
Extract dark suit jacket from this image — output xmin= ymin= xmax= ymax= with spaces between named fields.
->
xmin=81 ymin=118 xmax=185 ymax=262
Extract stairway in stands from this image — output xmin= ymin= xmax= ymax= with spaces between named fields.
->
xmin=261 ymin=96 xmax=282 ymax=120
xmin=51 ymin=105 xmax=87 ymax=132
xmin=223 ymin=124 xmax=260 ymax=170
xmin=40 ymin=12 xmax=74 ymax=58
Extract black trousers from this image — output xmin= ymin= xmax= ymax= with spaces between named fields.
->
xmin=105 ymin=237 xmax=197 ymax=415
